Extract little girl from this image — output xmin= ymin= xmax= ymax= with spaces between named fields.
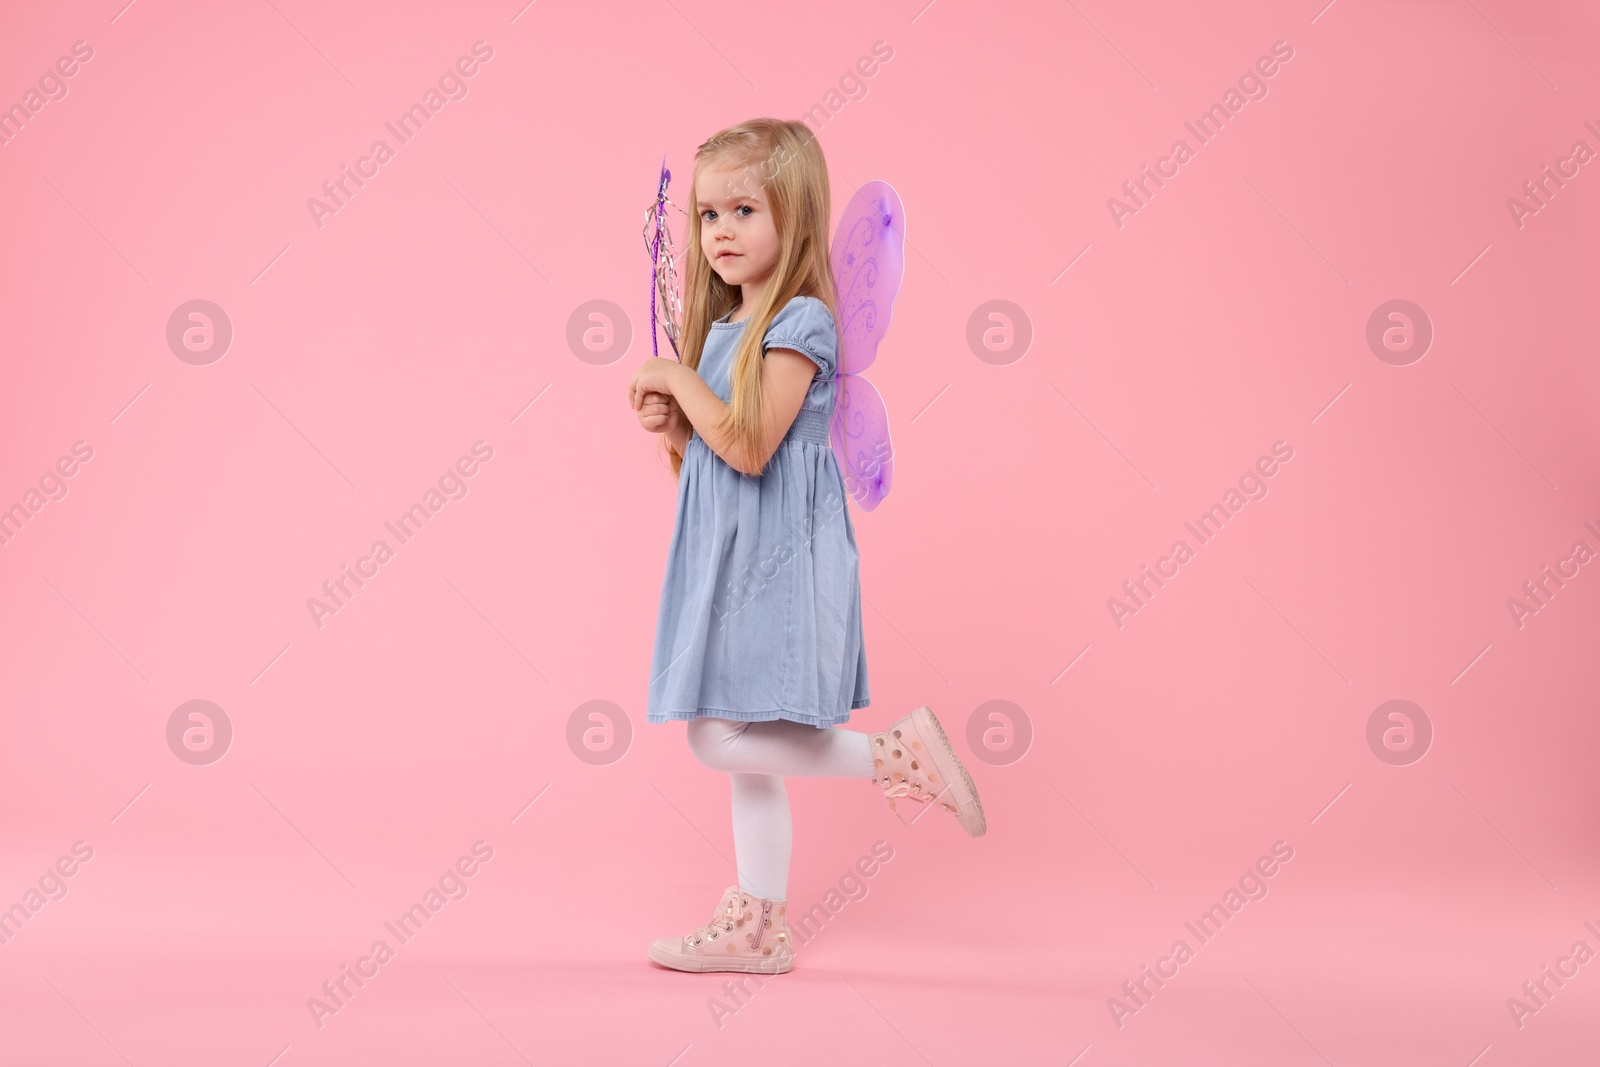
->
xmin=627 ymin=118 xmax=986 ymax=975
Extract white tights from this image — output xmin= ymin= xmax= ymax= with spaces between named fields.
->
xmin=685 ymin=717 xmax=876 ymax=902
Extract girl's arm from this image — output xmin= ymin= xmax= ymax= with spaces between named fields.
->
xmin=664 ymin=412 xmax=691 ymax=458
xmin=666 ymin=350 xmax=816 ymax=475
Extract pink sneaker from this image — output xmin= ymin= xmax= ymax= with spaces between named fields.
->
xmin=647 ymin=885 xmax=794 ymax=974
xmin=869 ymin=705 xmax=987 ymax=836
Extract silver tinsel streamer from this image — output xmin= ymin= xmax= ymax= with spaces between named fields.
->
xmin=643 ymin=158 xmax=689 ymax=360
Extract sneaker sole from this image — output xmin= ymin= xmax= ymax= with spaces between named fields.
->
xmin=912 ymin=705 xmax=987 ymax=837
xmin=646 ymin=941 xmax=793 ymax=973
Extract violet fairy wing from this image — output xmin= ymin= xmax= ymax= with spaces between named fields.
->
xmin=835 ymin=375 xmax=893 ymax=510
xmin=828 ymin=180 xmax=905 ymax=511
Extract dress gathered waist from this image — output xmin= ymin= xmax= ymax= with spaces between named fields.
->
xmin=691 ymin=407 xmax=834 ymax=451
xmin=782 ymin=408 xmax=833 ymax=445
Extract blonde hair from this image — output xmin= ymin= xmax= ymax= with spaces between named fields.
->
xmin=666 ymin=117 xmax=839 ymax=479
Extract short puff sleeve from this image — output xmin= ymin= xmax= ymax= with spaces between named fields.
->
xmin=762 ymin=296 xmax=838 ymax=381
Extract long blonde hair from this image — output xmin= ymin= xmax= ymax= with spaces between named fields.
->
xmin=666 ymin=118 xmax=839 ymax=479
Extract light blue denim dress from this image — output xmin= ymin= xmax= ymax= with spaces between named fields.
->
xmin=646 ymin=295 xmax=870 ymax=728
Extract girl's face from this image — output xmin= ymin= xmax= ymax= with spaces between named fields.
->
xmin=696 ymin=163 xmax=780 ymax=294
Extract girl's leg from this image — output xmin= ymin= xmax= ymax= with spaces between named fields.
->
xmin=686 ymin=716 xmax=875 ymax=779
xmin=729 ymin=772 xmax=791 ymax=900
xmin=687 ymin=717 xmax=875 ymax=901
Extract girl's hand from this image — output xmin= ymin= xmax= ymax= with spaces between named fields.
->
xmin=628 ymin=357 xmax=682 ymax=410
xmin=636 ymin=391 xmax=679 ymax=433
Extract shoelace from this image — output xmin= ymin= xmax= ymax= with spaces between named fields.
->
xmin=687 ymin=895 xmax=745 ymax=946
xmin=883 ymin=769 xmax=956 ymax=813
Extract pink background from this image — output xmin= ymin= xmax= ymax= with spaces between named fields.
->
xmin=2 ymin=0 xmax=1598 ymax=1063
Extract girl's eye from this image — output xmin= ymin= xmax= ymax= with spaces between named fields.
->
xmin=702 ymin=206 xmax=754 ymax=221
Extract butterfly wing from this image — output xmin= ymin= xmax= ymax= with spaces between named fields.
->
xmin=833 ymin=374 xmax=893 ymax=510
xmin=829 ymin=181 xmax=905 ymax=510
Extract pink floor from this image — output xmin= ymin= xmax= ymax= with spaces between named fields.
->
xmin=5 ymin=744 xmax=1599 ymax=1065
